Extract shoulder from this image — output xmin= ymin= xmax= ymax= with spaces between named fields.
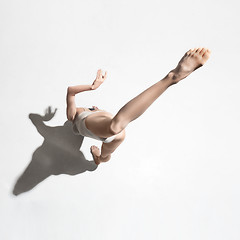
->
xmin=76 ymin=107 xmax=86 ymax=114
xmin=71 ymin=107 xmax=86 ymax=122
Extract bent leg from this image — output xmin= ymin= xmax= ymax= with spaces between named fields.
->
xmin=91 ymin=129 xmax=126 ymax=165
xmin=101 ymin=129 xmax=126 ymax=157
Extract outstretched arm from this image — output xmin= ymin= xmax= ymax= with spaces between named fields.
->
xmin=66 ymin=69 xmax=107 ymax=121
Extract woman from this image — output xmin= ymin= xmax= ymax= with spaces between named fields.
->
xmin=66 ymin=47 xmax=211 ymax=165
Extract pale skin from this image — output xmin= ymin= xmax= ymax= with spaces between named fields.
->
xmin=66 ymin=47 xmax=211 ymax=165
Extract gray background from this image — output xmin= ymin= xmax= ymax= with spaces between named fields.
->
xmin=1 ymin=0 xmax=240 ymax=239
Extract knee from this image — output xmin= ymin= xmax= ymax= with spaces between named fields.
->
xmin=109 ymin=118 xmax=127 ymax=135
xmin=119 ymin=129 xmax=126 ymax=141
xmin=114 ymin=128 xmax=126 ymax=142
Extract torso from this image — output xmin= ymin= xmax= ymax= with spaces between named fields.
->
xmin=74 ymin=107 xmax=113 ymax=122
xmin=73 ymin=107 xmax=115 ymax=138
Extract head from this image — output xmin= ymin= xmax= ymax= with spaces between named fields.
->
xmin=88 ymin=106 xmax=99 ymax=111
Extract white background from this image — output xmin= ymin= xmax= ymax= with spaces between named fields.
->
xmin=1 ymin=0 xmax=240 ymax=239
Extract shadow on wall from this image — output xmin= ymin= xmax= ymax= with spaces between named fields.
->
xmin=12 ymin=107 xmax=97 ymax=196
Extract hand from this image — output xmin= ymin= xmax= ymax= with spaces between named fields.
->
xmin=91 ymin=69 xmax=107 ymax=90
xmin=92 ymin=106 xmax=99 ymax=110
xmin=42 ymin=106 xmax=57 ymax=121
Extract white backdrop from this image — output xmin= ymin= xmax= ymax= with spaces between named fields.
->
xmin=1 ymin=0 xmax=240 ymax=239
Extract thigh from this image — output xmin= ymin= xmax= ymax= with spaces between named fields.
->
xmin=85 ymin=112 xmax=114 ymax=138
xmin=100 ymin=129 xmax=126 ymax=156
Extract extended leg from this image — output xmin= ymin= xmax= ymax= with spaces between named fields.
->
xmin=110 ymin=47 xmax=211 ymax=134
xmin=90 ymin=47 xmax=211 ymax=165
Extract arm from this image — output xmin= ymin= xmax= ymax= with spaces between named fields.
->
xmin=66 ymin=69 xmax=107 ymax=121
xmin=66 ymin=85 xmax=92 ymax=121
xmin=67 ymin=85 xmax=93 ymax=95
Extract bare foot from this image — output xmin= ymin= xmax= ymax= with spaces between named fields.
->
xmin=90 ymin=145 xmax=101 ymax=165
xmin=171 ymin=47 xmax=211 ymax=83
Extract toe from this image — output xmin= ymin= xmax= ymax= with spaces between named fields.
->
xmin=190 ymin=50 xmax=195 ymax=56
xmin=192 ymin=47 xmax=202 ymax=56
xmin=90 ymin=145 xmax=96 ymax=152
xmin=196 ymin=48 xmax=202 ymax=53
xmin=199 ymin=48 xmax=206 ymax=55
xmin=202 ymin=49 xmax=211 ymax=58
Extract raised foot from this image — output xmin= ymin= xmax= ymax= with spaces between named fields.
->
xmin=90 ymin=145 xmax=101 ymax=165
xmin=172 ymin=47 xmax=211 ymax=83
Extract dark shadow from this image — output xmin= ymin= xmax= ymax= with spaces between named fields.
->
xmin=12 ymin=106 xmax=97 ymax=196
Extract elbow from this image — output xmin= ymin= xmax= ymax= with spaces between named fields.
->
xmin=67 ymin=116 xmax=74 ymax=122
xmin=66 ymin=108 xmax=76 ymax=122
xmin=67 ymin=114 xmax=75 ymax=122
xmin=67 ymin=86 xmax=71 ymax=95
xmin=67 ymin=86 xmax=74 ymax=96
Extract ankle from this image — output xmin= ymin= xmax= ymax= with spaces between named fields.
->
xmin=170 ymin=68 xmax=185 ymax=83
xmin=99 ymin=154 xmax=111 ymax=162
xmin=164 ymin=71 xmax=180 ymax=85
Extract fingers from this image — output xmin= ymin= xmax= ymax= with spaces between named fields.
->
xmin=97 ymin=69 xmax=101 ymax=79
xmin=92 ymin=106 xmax=99 ymax=110
xmin=97 ymin=69 xmax=107 ymax=80
xmin=103 ymin=71 xmax=107 ymax=79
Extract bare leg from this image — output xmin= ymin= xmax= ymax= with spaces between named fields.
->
xmin=110 ymin=47 xmax=211 ymax=134
xmin=90 ymin=47 xmax=211 ymax=164
xmin=91 ymin=130 xmax=126 ymax=165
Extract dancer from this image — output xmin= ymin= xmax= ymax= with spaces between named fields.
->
xmin=66 ymin=47 xmax=211 ymax=165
